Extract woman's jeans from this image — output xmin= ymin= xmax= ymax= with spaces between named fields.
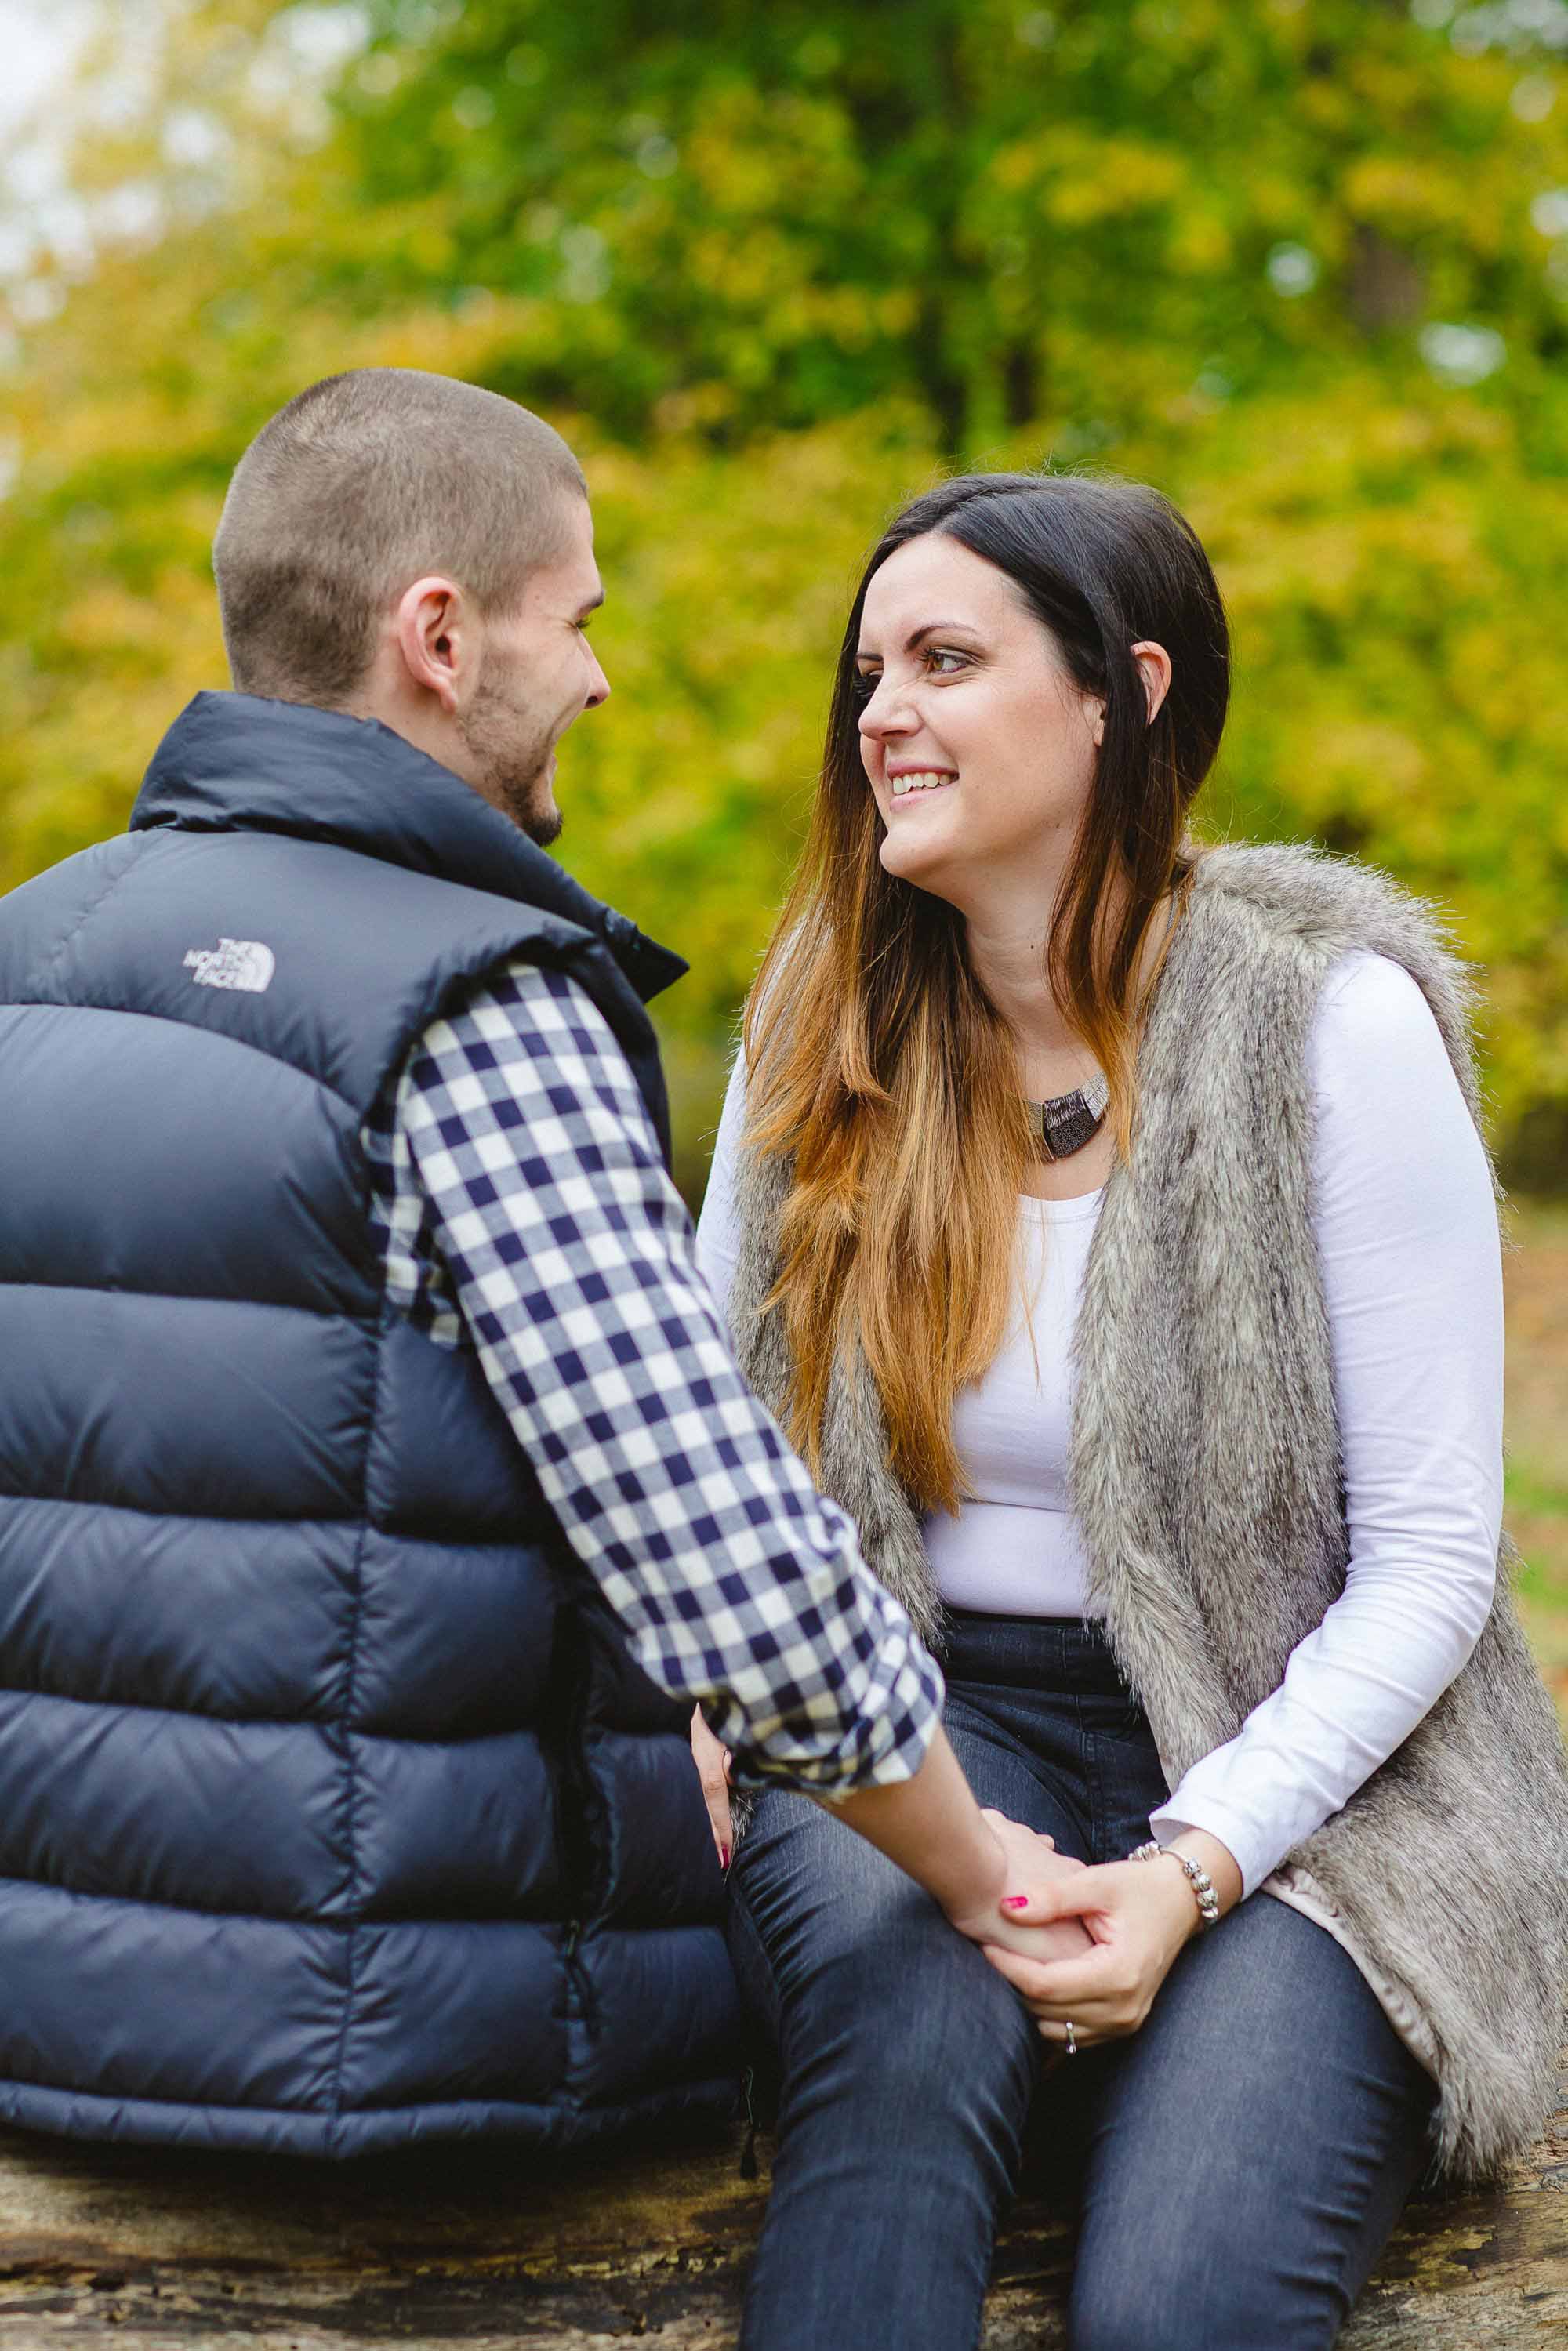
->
xmin=728 ymin=1611 xmax=1436 ymax=2351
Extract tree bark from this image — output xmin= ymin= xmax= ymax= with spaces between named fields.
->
xmin=0 ymin=2057 xmax=1560 ymax=2345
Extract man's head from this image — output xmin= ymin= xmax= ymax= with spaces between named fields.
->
xmin=212 ymin=369 xmax=608 ymax=845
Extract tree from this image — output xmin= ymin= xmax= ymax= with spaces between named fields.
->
xmin=2 ymin=0 xmax=1566 ymax=1185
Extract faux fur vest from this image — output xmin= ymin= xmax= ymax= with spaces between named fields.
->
xmin=724 ymin=843 xmax=1568 ymax=2182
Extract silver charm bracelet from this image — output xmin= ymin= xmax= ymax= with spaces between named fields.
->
xmin=1128 ymin=1839 xmax=1220 ymax=1931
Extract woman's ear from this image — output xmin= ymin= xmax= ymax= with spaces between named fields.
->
xmin=1130 ymin=640 xmax=1173 ymax=726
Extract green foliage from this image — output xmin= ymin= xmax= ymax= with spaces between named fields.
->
xmin=335 ymin=0 xmax=1568 ymax=451
xmin=2 ymin=0 xmax=1568 ymax=1192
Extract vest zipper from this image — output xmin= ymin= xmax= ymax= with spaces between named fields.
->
xmin=561 ymin=1917 xmax=598 ymax=2032
xmin=739 ymin=2063 xmax=760 ymax=2179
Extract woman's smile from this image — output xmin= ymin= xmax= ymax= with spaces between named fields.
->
xmin=887 ymin=765 xmax=960 ymax=804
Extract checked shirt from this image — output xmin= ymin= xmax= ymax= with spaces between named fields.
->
xmin=362 ymin=956 xmax=942 ymax=1794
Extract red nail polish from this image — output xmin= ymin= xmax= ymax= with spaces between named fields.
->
xmin=1003 ymin=1896 xmax=1029 ymax=1910
xmin=720 ymin=1845 xmax=731 ymax=1872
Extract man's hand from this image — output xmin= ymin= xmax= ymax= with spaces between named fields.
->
xmin=944 ymin=1808 xmax=1094 ymax=1963
xmin=689 ymin=1706 xmax=732 ymax=1869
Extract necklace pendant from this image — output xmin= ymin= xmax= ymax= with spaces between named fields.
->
xmin=1025 ymin=1069 xmax=1109 ymax=1161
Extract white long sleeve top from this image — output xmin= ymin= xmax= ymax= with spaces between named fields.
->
xmin=694 ymin=950 xmax=1505 ymax=1896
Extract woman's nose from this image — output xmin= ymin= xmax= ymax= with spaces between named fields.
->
xmin=857 ymin=673 xmax=913 ymax=739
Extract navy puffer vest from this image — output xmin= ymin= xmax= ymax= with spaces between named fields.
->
xmin=0 ymin=692 xmax=743 ymax=2155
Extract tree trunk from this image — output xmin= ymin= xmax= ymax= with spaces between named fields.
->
xmin=0 ymin=2057 xmax=1561 ymax=2345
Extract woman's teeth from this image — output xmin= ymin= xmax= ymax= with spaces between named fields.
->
xmin=891 ymin=771 xmax=956 ymax=796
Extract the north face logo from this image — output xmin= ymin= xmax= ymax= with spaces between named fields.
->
xmin=183 ymin=938 xmax=276 ymax=994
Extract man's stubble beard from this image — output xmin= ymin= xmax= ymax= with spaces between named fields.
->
xmin=459 ymin=661 xmax=565 ymax=850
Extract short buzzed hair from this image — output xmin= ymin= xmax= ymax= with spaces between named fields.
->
xmin=212 ymin=368 xmax=586 ymax=705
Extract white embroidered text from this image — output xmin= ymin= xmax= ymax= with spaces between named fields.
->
xmin=183 ymin=938 xmax=276 ymax=994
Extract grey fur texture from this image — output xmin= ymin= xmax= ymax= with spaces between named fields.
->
xmin=724 ymin=843 xmax=1568 ymax=2182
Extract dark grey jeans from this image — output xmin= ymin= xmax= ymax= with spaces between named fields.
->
xmin=728 ymin=1609 xmax=1436 ymax=2351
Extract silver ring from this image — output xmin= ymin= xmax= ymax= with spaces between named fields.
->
xmin=1065 ymin=2020 xmax=1078 ymax=2059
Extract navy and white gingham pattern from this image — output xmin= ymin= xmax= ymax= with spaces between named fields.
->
xmin=363 ymin=956 xmax=942 ymax=1794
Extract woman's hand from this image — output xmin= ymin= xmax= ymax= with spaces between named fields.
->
xmin=980 ymin=1850 xmax=1209 ymax=2048
xmin=689 ymin=1706 xmax=733 ymax=1869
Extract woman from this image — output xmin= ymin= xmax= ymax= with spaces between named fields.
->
xmin=693 ymin=470 xmax=1568 ymax=2350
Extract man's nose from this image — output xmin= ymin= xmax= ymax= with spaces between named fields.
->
xmin=585 ymin=649 xmax=611 ymax=709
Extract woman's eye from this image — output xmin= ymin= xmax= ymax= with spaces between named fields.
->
xmin=851 ymin=670 xmax=879 ymax=704
xmin=927 ymin=648 xmax=968 ymax=676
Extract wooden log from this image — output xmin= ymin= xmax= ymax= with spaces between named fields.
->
xmin=0 ymin=2061 xmax=1561 ymax=2347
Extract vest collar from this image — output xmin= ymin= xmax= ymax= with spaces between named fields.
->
xmin=132 ymin=691 xmax=687 ymax=1007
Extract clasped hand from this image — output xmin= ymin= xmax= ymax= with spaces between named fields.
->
xmin=688 ymin=1715 xmax=1198 ymax=2055
xmin=973 ymin=1809 xmax=1202 ymax=2053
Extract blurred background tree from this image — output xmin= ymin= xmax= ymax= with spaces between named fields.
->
xmin=2 ymin=0 xmax=1567 ymax=1194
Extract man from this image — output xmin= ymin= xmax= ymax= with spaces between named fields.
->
xmin=0 ymin=371 xmax=1049 ymax=2158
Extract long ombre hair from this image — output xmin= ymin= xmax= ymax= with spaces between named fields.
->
xmin=743 ymin=473 xmax=1231 ymax=1512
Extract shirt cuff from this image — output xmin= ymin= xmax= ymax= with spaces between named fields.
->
xmin=720 ymin=1631 xmax=946 ymax=1801
xmin=1147 ymin=1799 xmax=1267 ymax=1900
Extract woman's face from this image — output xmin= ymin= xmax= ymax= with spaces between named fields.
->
xmin=855 ymin=532 xmax=1102 ymax=912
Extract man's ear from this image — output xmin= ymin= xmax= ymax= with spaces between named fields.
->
xmin=394 ymin=575 xmax=472 ymax=716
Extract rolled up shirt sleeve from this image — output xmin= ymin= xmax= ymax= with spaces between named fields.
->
xmin=382 ymin=955 xmax=942 ymax=1795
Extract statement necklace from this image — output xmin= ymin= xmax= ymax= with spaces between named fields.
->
xmin=1023 ymin=1068 xmax=1109 ymax=1161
